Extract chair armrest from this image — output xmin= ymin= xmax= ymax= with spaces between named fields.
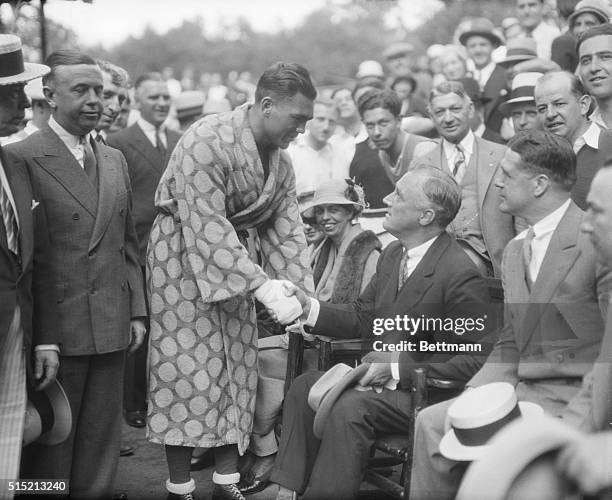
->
xmin=315 ymin=337 xmax=371 ymax=370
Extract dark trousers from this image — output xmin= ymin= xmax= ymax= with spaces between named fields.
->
xmin=21 ymin=350 xmax=125 ymax=499
xmin=270 ymin=371 xmax=413 ymax=500
xmin=123 ymin=265 xmax=148 ymax=413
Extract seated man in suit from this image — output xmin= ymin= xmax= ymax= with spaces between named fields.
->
xmin=413 ymin=80 xmax=515 ymax=277
xmin=534 ymin=70 xmax=612 ymax=211
xmin=409 ymin=130 xmax=612 ymax=500
xmin=268 ymin=165 xmax=497 ymax=500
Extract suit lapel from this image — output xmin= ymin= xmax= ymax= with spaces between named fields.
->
xmin=88 ymin=143 xmax=118 ymax=251
xmin=32 ymin=127 xmax=98 ymax=217
xmin=520 ymin=203 xmax=582 ymax=344
xmin=130 ymin=123 xmax=165 ymax=174
xmin=474 ymin=137 xmax=497 ymax=211
xmin=395 ymin=233 xmax=448 ymax=305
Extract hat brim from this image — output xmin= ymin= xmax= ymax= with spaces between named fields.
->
xmin=37 ymin=379 xmax=72 ymax=445
xmin=499 ymin=96 xmax=536 ymax=116
xmin=498 ymin=55 xmax=536 ymax=68
xmin=0 ymin=62 xmax=50 ymax=86
xmin=456 ymin=415 xmax=582 ymax=500
xmin=569 ymin=8 xmax=609 ymax=28
xmin=459 ymin=31 xmax=503 ymax=48
xmin=439 ymin=401 xmax=543 ymax=462
xmin=308 ymin=363 xmax=354 ymax=412
xmin=313 ymin=363 xmax=370 ymax=439
xmin=302 ymin=198 xmax=364 ymax=219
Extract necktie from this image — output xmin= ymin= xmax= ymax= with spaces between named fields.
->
xmin=95 ymin=132 xmax=106 ymax=145
xmin=155 ymin=128 xmax=166 ymax=157
xmin=0 ymin=175 xmax=18 ymax=256
xmin=453 ymin=145 xmax=465 ymax=180
xmin=522 ymin=227 xmax=535 ymax=291
xmin=81 ymin=136 xmax=97 ymax=186
xmin=398 ymin=250 xmax=410 ymax=291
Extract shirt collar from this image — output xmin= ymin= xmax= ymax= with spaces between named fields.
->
xmin=517 ymin=199 xmax=571 ymax=240
xmin=473 ymin=123 xmax=486 ymax=138
xmin=590 ymin=107 xmax=610 ymax=130
xmin=48 ymin=115 xmax=81 ymax=148
xmin=580 ymin=121 xmax=601 ymax=150
xmin=137 ymin=117 xmax=163 ymax=133
xmin=442 ymin=129 xmax=475 ymax=157
xmin=405 ymin=234 xmax=439 ymax=261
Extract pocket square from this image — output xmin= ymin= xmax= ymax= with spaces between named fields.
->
xmin=31 ymin=200 xmax=40 ymax=210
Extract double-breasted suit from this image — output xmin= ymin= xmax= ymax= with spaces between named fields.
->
xmin=413 ymin=136 xmax=514 ymax=277
xmin=8 ymin=124 xmax=146 ymax=498
xmin=107 ymin=123 xmax=181 ymax=265
xmin=107 ymin=122 xmax=180 ymax=416
xmin=409 ymin=202 xmax=612 ymax=500
xmin=270 ymin=233 xmax=495 ymax=499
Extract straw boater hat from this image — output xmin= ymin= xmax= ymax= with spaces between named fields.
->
xmin=568 ymin=0 xmax=610 ymax=29
xmin=356 ymin=60 xmax=384 ymax=80
xmin=22 ymin=379 xmax=72 ymax=446
xmin=499 ymin=72 xmax=543 ymax=116
xmin=439 ymin=382 xmax=543 ymax=461
xmin=0 ymin=34 xmax=50 ymax=86
xmin=302 ymin=179 xmax=366 ymax=219
xmin=459 ymin=18 xmax=504 ymax=48
xmin=456 ymin=415 xmax=582 ymax=500
xmin=498 ymin=37 xmax=538 ymax=68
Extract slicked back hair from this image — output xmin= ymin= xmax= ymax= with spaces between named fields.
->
xmin=254 ymin=62 xmax=317 ymax=103
xmin=357 ymin=89 xmax=402 ymax=118
xmin=407 ymin=163 xmax=462 ymax=228
xmin=577 ymin=23 xmax=612 ymax=53
xmin=43 ymin=50 xmax=97 ymax=86
xmin=134 ymin=72 xmax=164 ymax=90
xmin=428 ymin=80 xmax=471 ymax=105
xmin=507 ymin=130 xmax=577 ymax=191
xmin=96 ymin=59 xmax=129 ymax=88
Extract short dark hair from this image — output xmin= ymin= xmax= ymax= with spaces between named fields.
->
xmin=577 ymin=23 xmax=612 ymax=53
xmin=429 ymin=80 xmax=471 ymax=105
xmin=43 ymin=50 xmax=97 ymax=85
xmin=254 ymin=62 xmax=316 ymax=102
xmin=357 ymin=89 xmax=402 ymax=118
xmin=134 ymin=72 xmax=163 ymax=90
xmin=507 ymin=130 xmax=576 ymax=191
xmin=409 ymin=164 xmax=462 ymax=228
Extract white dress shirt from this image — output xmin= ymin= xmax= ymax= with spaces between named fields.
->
xmin=472 ymin=61 xmax=496 ymax=91
xmin=442 ymin=129 xmax=475 ymax=183
xmin=48 ymin=115 xmax=86 ymax=168
xmin=531 ymin=21 xmax=561 ymax=60
xmin=137 ymin=117 xmax=167 ymax=149
xmin=515 ymin=199 xmax=571 ymax=282
xmin=590 ymin=107 xmax=610 ymax=130
xmin=574 ymin=121 xmax=602 ymax=154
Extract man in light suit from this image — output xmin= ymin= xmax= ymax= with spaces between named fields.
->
xmin=269 ymin=165 xmax=496 ymax=500
xmin=409 ymin=130 xmax=612 ymax=500
xmin=0 ymin=34 xmax=55 ymax=495
xmin=10 ymin=50 xmax=146 ymax=499
xmin=413 ymin=80 xmax=515 ymax=277
xmin=108 ymin=72 xmax=180 ymax=429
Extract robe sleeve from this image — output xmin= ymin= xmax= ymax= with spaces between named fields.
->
xmin=256 ymin=154 xmax=315 ymax=295
xmin=155 ymin=126 xmax=269 ymax=303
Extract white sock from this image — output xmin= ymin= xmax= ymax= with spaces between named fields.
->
xmin=166 ymin=478 xmax=195 ymax=495
xmin=212 ymin=471 xmax=240 ymax=485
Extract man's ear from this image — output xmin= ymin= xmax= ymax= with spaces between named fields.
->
xmin=533 ymin=174 xmax=551 ymax=198
xmin=43 ymin=85 xmax=56 ymax=110
xmin=261 ymin=96 xmax=273 ymax=117
xmin=579 ymin=94 xmax=592 ymax=118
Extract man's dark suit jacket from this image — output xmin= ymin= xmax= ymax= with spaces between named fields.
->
xmin=483 ymin=64 xmax=508 ymax=134
xmin=312 ymin=232 xmax=496 ymax=383
xmin=574 ymin=128 xmax=612 ymax=210
xmin=5 ymin=125 xmax=146 ymax=355
xmin=0 ymin=148 xmax=55 ymax=360
xmin=108 ymin=123 xmax=181 ymax=265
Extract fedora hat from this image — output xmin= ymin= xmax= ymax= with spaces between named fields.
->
xmin=311 ymin=363 xmax=370 ymax=439
xmin=174 ymin=90 xmax=205 ymax=121
xmin=457 ymin=415 xmax=582 ymax=500
xmin=356 ymin=60 xmax=384 ymax=80
xmin=23 ymin=379 xmax=72 ymax=446
xmin=499 ymin=37 xmax=538 ymax=68
xmin=569 ymin=0 xmax=610 ymax=29
xmin=0 ymin=34 xmax=50 ymax=86
xmin=459 ymin=18 xmax=504 ymax=48
xmin=499 ymin=72 xmax=543 ymax=116
xmin=302 ymin=179 xmax=366 ymax=219
xmin=440 ymin=382 xmax=543 ymax=461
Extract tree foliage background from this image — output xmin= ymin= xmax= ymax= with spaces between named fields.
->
xmin=1 ymin=0 xmax=518 ymax=85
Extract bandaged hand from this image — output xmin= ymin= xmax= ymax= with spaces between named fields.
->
xmin=254 ymin=279 xmax=303 ymax=325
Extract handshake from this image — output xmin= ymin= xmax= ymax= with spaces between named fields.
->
xmin=254 ymin=279 xmax=307 ymax=325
